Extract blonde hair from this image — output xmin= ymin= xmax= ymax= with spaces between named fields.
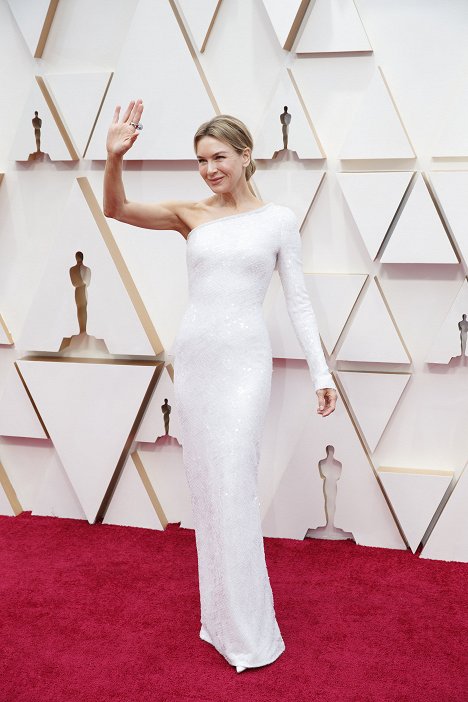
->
xmin=194 ymin=114 xmax=257 ymax=189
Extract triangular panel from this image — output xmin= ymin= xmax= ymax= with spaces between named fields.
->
xmin=338 ymin=171 xmax=413 ymax=260
xmin=135 ymin=444 xmax=193 ymax=530
xmin=0 ymin=365 xmax=47 ymax=439
xmin=267 ymin=273 xmax=367 ymax=357
xmin=19 ymin=179 xmax=157 ymax=356
xmin=18 ymin=360 xmax=157 ymax=523
xmin=85 ymin=172 xmax=197 ymax=356
xmin=31 ymin=451 xmax=87 ymax=520
xmin=378 ymin=467 xmax=453 ymax=553
xmin=261 ymin=363 xmax=405 ymax=548
xmin=296 ymin=0 xmax=372 ymax=54
xmin=254 ymin=169 xmax=324 ymax=228
xmin=103 ymin=454 xmax=164 ymax=530
xmin=86 ymin=0 xmax=215 ymax=159
xmin=337 ymin=277 xmax=411 ymax=363
xmin=45 ymin=72 xmax=113 ymax=158
xmin=10 ymin=78 xmax=76 ymax=161
xmin=433 ymin=84 xmax=468 ymax=158
xmin=421 ymin=463 xmax=468 ymax=562
xmin=425 ymin=279 xmax=468 ymax=363
xmin=6 ymin=0 xmax=58 ymax=57
xmin=429 ymin=171 xmax=468 ymax=267
xmin=338 ymin=371 xmax=411 ymax=452
xmin=381 ymin=174 xmax=458 ymax=264
xmin=253 ymin=69 xmax=324 ymax=159
xmin=340 ymin=68 xmax=415 ymax=160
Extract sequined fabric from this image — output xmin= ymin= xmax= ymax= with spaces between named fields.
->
xmin=172 ymin=203 xmax=335 ymax=670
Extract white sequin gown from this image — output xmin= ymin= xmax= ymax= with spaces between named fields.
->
xmin=172 ymin=203 xmax=335 ymax=670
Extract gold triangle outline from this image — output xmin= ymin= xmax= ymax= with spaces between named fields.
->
xmin=34 ymin=0 xmax=59 ymax=58
xmin=14 ymin=361 xmax=50 ymax=438
xmin=0 ymin=313 xmax=13 ymax=345
xmin=35 ymin=75 xmax=79 ymax=160
xmin=131 ymin=450 xmax=168 ymax=529
xmin=0 ymin=460 xmax=22 ymax=515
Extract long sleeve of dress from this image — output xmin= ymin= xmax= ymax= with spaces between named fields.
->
xmin=276 ymin=207 xmax=336 ymax=392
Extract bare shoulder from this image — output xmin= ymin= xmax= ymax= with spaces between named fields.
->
xmin=176 ymin=199 xmax=216 ymax=239
xmin=150 ymin=199 xmax=201 ymax=237
xmin=150 ymin=199 xmax=218 ymax=239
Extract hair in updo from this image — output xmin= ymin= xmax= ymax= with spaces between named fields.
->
xmin=193 ymin=114 xmax=257 ymax=182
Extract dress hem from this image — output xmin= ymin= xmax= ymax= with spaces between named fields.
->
xmin=200 ymin=624 xmax=285 ymax=669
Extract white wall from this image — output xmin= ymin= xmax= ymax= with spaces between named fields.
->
xmin=1 ymin=0 xmax=468 ymax=560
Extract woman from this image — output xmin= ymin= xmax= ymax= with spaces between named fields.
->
xmin=104 ymin=99 xmax=338 ymax=673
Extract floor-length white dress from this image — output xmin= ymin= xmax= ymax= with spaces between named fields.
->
xmin=172 ymin=203 xmax=336 ymax=670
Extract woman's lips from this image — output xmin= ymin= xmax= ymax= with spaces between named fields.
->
xmin=209 ymin=177 xmax=224 ymax=184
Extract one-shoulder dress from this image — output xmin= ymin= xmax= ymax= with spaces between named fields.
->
xmin=172 ymin=203 xmax=336 ymax=671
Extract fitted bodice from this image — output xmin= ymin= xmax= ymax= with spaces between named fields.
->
xmin=185 ymin=203 xmax=278 ymax=312
xmin=173 ymin=203 xmax=335 ymax=392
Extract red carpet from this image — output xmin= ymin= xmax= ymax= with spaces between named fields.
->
xmin=0 ymin=512 xmax=467 ymax=702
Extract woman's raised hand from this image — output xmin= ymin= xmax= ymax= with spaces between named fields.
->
xmin=106 ymin=99 xmax=144 ymax=157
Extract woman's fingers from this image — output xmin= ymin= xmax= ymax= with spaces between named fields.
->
xmin=129 ymin=98 xmax=143 ymax=124
xmin=323 ymin=392 xmax=336 ymax=417
xmin=316 ymin=389 xmax=336 ymax=417
xmin=133 ymin=100 xmax=144 ymax=124
xmin=122 ymin=100 xmax=135 ymax=123
xmin=112 ymin=105 xmax=121 ymax=124
xmin=113 ymin=99 xmax=144 ymax=128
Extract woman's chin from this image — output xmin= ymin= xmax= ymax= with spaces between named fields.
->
xmin=208 ymin=177 xmax=225 ymax=189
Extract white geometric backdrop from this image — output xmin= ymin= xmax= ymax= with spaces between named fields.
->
xmin=1 ymin=0 xmax=468 ymax=562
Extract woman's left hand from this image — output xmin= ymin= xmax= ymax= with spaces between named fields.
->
xmin=316 ymin=388 xmax=337 ymax=417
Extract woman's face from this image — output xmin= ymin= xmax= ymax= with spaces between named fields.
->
xmin=196 ymin=136 xmax=249 ymax=193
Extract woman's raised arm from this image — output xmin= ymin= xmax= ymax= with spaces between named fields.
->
xmin=103 ymin=99 xmax=191 ymax=234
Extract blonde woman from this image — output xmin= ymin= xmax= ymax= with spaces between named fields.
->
xmin=104 ymin=99 xmax=337 ymax=673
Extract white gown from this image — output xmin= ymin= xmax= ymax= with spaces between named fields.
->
xmin=172 ymin=203 xmax=335 ymax=670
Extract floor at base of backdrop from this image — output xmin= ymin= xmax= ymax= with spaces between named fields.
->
xmin=1 ymin=511 xmax=467 ymax=702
